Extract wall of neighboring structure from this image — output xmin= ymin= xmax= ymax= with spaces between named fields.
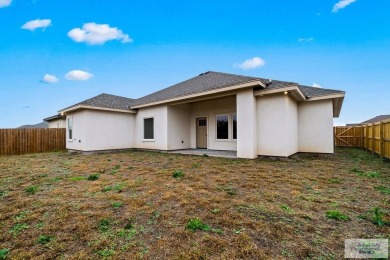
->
xmin=298 ymin=99 xmax=334 ymax=153
xmin=167 ymin=104 xmax=191 ymax=150
xmin=190 ymin=96 xmax=237 ymax=151
xmin=48 ymin=119 xmax=66 ymax=128
xmin=66 ymin=110 xmax=134 ymax=151
xmin=133 ymin=105 xmax=168 ymax=150
xmin=256 ymin=94 xmax=298 ymax=157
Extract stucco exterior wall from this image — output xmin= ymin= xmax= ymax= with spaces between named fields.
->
xmin=256 ymin=94 xmax=298 ymax=157
xmin=167 ymin=104 xmax=191 ymax=150
xmin=236 ymin=89 xmax=257 ymax=159
xmin=298 ymin=99 xmax=334 ymax=153
xmin=66 ymin=111 xmax=87 ymax=151
xmin=48 ymin=119 xmax=66 ymax=128
xmin=190 ymin=96 xmax=237 ymax=151
xmin=134 ymin=105 xmax=168 ymax=150
xmin=66 ymin=110 xmax=134 ymax=151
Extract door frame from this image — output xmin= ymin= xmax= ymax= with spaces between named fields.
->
xmin=195 ymin=116 xmax=208 ymax=149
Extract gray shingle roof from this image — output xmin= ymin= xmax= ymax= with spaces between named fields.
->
xmin=61 ymin=93 xmax=134 ymax=112
xmin=130 ymin=71 xmax=261 ymax=107
xmin=60 ymin=72 xmax=345 ymax=112
xmin=361 ymin=115 xmax=390 ymax=124
xmin=298 ymin=85 xmax=345 ymax=98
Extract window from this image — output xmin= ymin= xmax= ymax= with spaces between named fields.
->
xmin=232 ymin=114 xmax=237 ymax=139
xmin=144 ymin=118 xmax=154 ymax=139
xmin=68 ymin=117 xmax=73 ymax=140
xmin=216 ymin=115 xmax=229 ymax=139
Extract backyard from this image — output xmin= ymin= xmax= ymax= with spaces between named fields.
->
xmin=0 ymin=148 xmax=389 ymax=259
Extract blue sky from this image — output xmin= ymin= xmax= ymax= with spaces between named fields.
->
xmin=0 ymin=0 xmax=389 ymax=127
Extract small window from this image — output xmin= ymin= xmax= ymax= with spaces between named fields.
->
xmin=232 ymin=114 xmax=237 ymax=140
xmin=68 ymin=117 xmax=73 ymax=140
xmin=216 ymin=115 xmax=229 ymax=139
xmin=144 ymin=118 xmax=154 ymax=139
xmin=198 ymin=119 xmax=207 ymax=126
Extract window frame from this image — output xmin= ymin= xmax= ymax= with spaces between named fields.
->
xmin=232 ymin=114 xmax=237 ymax=140
xmin=215 ymin=114 xmax=229 ymax=140
xmin=67 ymin=117 xmax=73 ymax=141
xmin=143 ymin=117 xmax=155 ymax=141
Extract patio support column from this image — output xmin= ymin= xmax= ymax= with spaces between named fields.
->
xmin=236 ymin=88 xmax=258 ymax=159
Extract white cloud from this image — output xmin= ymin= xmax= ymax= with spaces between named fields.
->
xmin=313 ymin=83 xmax=322 ymax=88
xmin=235 ymin=57 xmax=265 ymax=70
xmin=41 ymin=74 xmax=59 ymax=84
xmin=65 ymin=70 xmax=93 ymax=81
xmin=21 ymin=19 xmax=52 ymax=31
xmin=67 ymin=23 xmax=132 ymax=45
xmin=332 ymin=0 xmax=357 ymax=13
xmin=298 ymin=37 xmax=314 ymax=42
xmin=0 ymin=0 xmax=12 ymax=8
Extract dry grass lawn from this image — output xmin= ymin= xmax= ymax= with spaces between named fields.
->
xmin=0 ymin=148 xmax=389 ymax=259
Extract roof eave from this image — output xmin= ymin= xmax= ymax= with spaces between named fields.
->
xmin=59 ymin=105 xmax=137 ymax=115
xmin=131 ymin=80 xmax=265 ymax=109
xmin=254 ymin=85 xmax=306 ymax=101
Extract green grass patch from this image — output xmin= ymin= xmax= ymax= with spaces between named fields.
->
xmin=186 ymin=218 xmax=210 ymax=232
xmin=97 ymin=248 xmax=115 ymax=257
xmin=9 ymin=223 xmax=29 ymax=237
xmin=280 ymin=204 xmax=293 ymax=213
xmin=37 ymin=235 xmax=54 ymax=245
xmin=329 ymin=178 xmax=342 ymax=184
xmin=0 ymin=249 xmax=10 ymax=260
xmin=111 ymin=202 xmax=123 ymax=209
xmin=117 ymin=227 xmax=138 ymax=240
xmin=25 ymin=185 xmax=38 ymax=194
xmin=172 ymin=170 xmax=184 ymax=179
xmin=69 ymin=176 xmax=85 ymax=181
xmin=102 ymin=183 xmax=125 ymax=193
xmin=375 ymin=186 xmax=390 ymax=194
xmin=359 ymin=207 xmax=389 ymax=226
xmin=87 ymin=174 xmax=99 ymax=181
xmin=326 ymin=210 xmax=350 ymax=221
xmin=98 ymin=219 xmax=111 ymax=232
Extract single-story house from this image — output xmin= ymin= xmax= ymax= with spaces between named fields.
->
xmin=346 ymin=115 xmax=390 ymax=126
xmin=43 ymin=114 xmax=66 ymax=128
xmin=58 ymin=71 xmax=345 ymax=159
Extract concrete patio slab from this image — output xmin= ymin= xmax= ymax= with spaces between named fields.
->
xmin=166 ymin=149 xmax=237 ymax=158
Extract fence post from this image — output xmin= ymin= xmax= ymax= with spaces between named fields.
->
xmin=380 ymin=121 xmax=384 ymax=158
xmin=371 ymin=124 xmax=374 ymax=154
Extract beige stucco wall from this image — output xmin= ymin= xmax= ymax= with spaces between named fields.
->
xmin=66 ymin=110 xmax=134 ymax=151
xmin=236 ymin=89 xmax=257 ymax=158
xmin=133 ymin=105 xmax=168 ymax=150
xmin=167 ymin=104 xmax=191 ymax=150
xmin=298 ymin=99 xmax=334 ymax=153
xmin=48 ymin=119 xmax=66 ymax=128
xmin=190 ymin=96 xmax=237 ymax=151
xmin=256 ymin=94 xmax=298 ymax=157
xmin=66 ymin=111 xmax=87 ymax=151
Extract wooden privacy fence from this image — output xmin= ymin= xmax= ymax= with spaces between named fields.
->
xmin=334 ymin=119 xmax=390 ymax=159
xmin=0 ymin=128 xmax=66 ymax=156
